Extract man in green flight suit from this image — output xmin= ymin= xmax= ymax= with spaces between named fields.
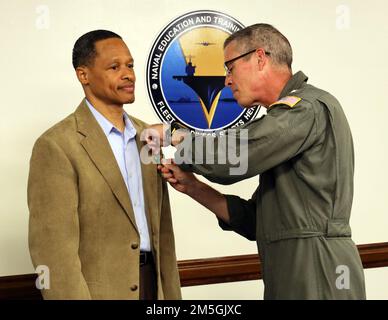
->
xmin=146 ymin=23 xmax=366 ymax=299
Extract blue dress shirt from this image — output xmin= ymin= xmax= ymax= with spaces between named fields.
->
xmin=86 ymin=100 xmax=151 ymax=252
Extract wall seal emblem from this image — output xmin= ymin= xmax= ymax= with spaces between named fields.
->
xmin=146 ymin=10 xmax=259 ymax=134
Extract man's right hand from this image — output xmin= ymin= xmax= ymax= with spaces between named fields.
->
xmin=158 ymin=162 xmax=198 ymax=195
xmin=144 ymin=123 xmax=191 ymax=155
xmin=143 ymin=124 xmax=170 ymax=154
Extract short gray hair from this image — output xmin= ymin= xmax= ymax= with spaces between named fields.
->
xmin=224 ymin=23 xmax=293 ymax=69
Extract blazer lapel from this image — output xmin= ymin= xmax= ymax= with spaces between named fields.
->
xmin=75 ymin=100 xmax=139 ymax=232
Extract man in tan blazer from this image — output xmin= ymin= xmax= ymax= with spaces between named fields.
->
xmin=27 ymin=30 xmax=181 ymax=299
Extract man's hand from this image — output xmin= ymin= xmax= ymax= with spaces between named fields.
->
xmin=171 ymin=128 xmax=190 ymax=146
xmin=158 ymin=162 xmax=198 ymax=195
xmin=144 ymin=124 xmax=191 ymax=155
xmin=143 ymin=124 xmax=170 ymax=153
xmin=158 ymin=161 xmax=230 ymax=223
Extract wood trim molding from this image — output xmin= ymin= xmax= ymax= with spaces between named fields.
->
xmin=0 ymin=274 xmax=41 ymax=300
xmin=178 ymin=254 xmax=261 ymax=287
xmin=357 ymin=242 xmax=388 ymax=268
xmin=1 ymin=242 xmax=387 ymax=299
xmin=178 ymin=242 xmax=388 ymax=287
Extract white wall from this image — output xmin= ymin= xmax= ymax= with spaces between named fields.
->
xmin=0 ymin=0 xmax=387 ymax=299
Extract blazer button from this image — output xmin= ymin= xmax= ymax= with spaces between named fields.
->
xmin=131 ymin=243 xmax=139 ymax=249
xmin=130 ymin=284 xmax=138 ymax=291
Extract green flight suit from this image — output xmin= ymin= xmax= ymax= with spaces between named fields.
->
xmin=178 ymin=71 xmax=366 ymax=299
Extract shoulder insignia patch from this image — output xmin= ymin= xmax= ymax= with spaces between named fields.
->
xmin=269 ymin=95 xmax=302 ymax=108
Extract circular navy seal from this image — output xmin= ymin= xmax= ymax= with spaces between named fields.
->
xmin=146 ymin=10 xmax=259 ymax=134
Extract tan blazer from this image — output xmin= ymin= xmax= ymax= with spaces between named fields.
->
xmin=27 ymin=100 xmax=181 ymax=299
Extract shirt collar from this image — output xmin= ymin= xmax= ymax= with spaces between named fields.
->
xmin=86 ymin=99 xmax=137 ymax=139
xmin=278 ymin=71 xmax=309 ymax=99
xmin=122 ymin=112 xmax=137 ymax=140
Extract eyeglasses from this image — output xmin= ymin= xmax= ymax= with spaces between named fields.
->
xmin=224 ymin=49 xmax=271 ymax=74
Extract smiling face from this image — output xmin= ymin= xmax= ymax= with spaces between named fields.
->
xmin=77 ymin=37 xmax=136 ymax=108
